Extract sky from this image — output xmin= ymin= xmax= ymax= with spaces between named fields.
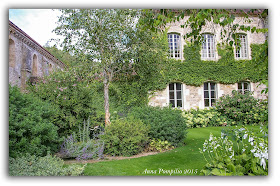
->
xmin=9 ymin=9 xmax=63 ymax=47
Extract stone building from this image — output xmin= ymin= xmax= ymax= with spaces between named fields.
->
xmin=9 ymin=20 xmax=66 ymax=90
xmin=148 ymin=12 xmax=268 ymax=110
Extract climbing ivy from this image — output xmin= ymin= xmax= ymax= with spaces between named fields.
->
xmin=148 ymin=41 xmax=268 ymax=89
xmin=111 ymin=35 xmax=267 ymax=111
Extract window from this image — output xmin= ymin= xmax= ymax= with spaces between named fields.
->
xmin=168 ymin=33 xmax=181 ymax=59
xmin=204 ymin=82 xmax=217 ymax=107
xmin=238 ymin=82 xmax=250 ymax=94
xmin=235 ymin=34 xmax=248 ymax=59
xmin=32 ymin=54 xmax=38 ymax=77
xmin=9 ymin=39 xmax=15 ymax=68
xmin=202 ymin=34 xmax=215 ymax=59
xmin=169 ymin=83 xmax=183 ymax=108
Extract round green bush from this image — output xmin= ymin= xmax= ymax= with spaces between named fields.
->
xmin=101 ymin=117 xmax=149 ymax=156
xmin=9 ymin=85 xmax=61 ymax=158
xmin=215 ymin=90 xmax=268 ymax=125
xmin=129 ymin=106 xmax=187 ymax=147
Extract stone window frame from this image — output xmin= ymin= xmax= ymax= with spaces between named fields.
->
xmin=235 ymin=33 xmax=249 ymax=60
xmin=168 ymin=33 xmax=182 ymax=59
xmin=168 ymin=82 xmax=183 ymax=108
xmin=203 ymin=81 xmax=218 ymax=108
xmin=9 ymin=39 xmax=16 ymax=68
xmin=237 ymin=81 xmax=251 ymax=94
xmin=201 ymin=33 xmax=216 ymax=60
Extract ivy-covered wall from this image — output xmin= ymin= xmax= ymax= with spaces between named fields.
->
xmin=148 ymin=41 xmax=268 ymax=109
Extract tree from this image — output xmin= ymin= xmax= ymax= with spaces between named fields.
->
xmin=54 ymin=9 xmax=140 ymax=126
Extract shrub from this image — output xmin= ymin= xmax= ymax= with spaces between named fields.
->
xmin=59 ymin=134 xmax=104 ymax=160
xmin=129 ymin=106 xmax=187 ymax=147
xmin=199 ymin=126 xmax=268 ymax=176
xmin=27 ymin=68 xmax=105 ymax=136
xmin=182 ymin=108 xmax=235 ymax=128
xmin=102 ymin=117 xmax=149 ymax=156
xmin=148 ymin=139 xmax=174 ymax=152
xmin=9 ymin=154 xmax=85 ymax=176
xmin=215 ymin=90 xmax=268 ymax=125
xmin=9 ymin=85 xmax=60 ymax=158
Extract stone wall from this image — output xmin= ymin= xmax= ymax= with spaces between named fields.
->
xmin=9 ymin=20 xmax=66 ymax=90
xmin=148 ymin=82 xmax=267 ymax=110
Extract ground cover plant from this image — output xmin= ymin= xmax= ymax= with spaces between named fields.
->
xmin=9 ymin=154 xmax=85 ymax=176
xmin=200 ymin=126 xmax=268 ymax=175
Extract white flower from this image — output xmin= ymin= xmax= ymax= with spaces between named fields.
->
xmin=229 ymin=151 xmax=234 ymax=159
xmin=251 ymin=149 xmax=256 ymax=153
xmin=243 ymin=134 xmax=248 ymax=139
xmin=214 ymin=144 xmax=220 ymax=149
xmin=259 ymin=143 xmax=264 ymax=147
xmin=239 ymin=128 xmax=245 ymax=132
xmin=254 ymin=153 xmax=261 ymax=158
xmin=242 ymin=148 xmax=246 ymax=153
xmin=209 ymin=135 xmax=213 ymax=142
xmin=228 ymin=147 xmax=232 ymax=152
xmin=262 ymin=152 xmax=268 ymax=160
xmin=260 ymin=158 xmax=266 ymax=170
xmin=248 ymin=137 xmax=254 ymax=143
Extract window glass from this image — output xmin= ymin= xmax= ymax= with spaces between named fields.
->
xmin=204 ymin=82 xmax=217 ymax=107
xmin=169 ymin=83 xmax=183 ymax=108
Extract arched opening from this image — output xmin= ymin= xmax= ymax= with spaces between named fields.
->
xmin=9 ymin=39 xmax=16 ymax=68
xmin=32 ymin=54 xmax=38 ymax=77
xmin=49 ymin=63 xmax=53 ymax=73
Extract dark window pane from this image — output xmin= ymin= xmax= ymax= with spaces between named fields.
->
xmin=204 ymin=91 xmax=209 ymax=98
xmin=170 ymin=100 xmax=175 ymax=107
xmin=176 ymin=83 xmax=182 ymax=90
xmin=211 ymin=91 xmax=216 ymax=98
xmin=204 ymin=99 xmax=209 ymax=107
xmin=244 ymin=82 xmax=248 ymax=90
xmin=176 ymin=91 xmax=182 ymax=99
xmin=211 ymin=99 xmax=216 ymax=106
xmin=177 ymin=100 xmax=182 ymax=107
xmin=169 ymin=83 xmax=174 ymax=90
xmin=238 ymin=83 xmax=242 ymax=90
xmin=210 ymin=83 xmax=216 ymax=90
xmin=204 ymin=83 xmax=208 ymax=90
xmin=169 ymin=92 xmax=174 ymax=99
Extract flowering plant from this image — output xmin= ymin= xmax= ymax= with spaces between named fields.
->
xmin=200 ymin=126 xmax=268 ymax=176
xmin=182 ymin=108 xmax=234 ymax=128
xmin=215 ymin=90 xmax=268 ymax=126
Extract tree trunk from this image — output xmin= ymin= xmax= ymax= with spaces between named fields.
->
xmin=104 ymin=73 xmax=111 ymax=126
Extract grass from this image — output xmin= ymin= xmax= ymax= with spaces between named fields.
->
xmin=72 ymin=126 xmax=261 ymax=176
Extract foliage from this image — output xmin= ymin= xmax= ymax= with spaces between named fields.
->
xmin=148 ymin=42 xmax=268 ymax=91
xmin=182 ymin=108 xmax=235 ymax=128
xmin=58 ymin=118 xmax=104 ymax=160
xmin=28 ymin=67 xmax=104 ymax=136
xmin=215 ymin=90 xmax=268 ymax=125
xmin=200 ymin=126 xmax=268 ymax=176
xmin=148 ymin=139 xmax=174 ymax=152
xmin=54 ymin=9 xmax=143 ymax=125
xmin=44 ymin=45 xmax=77 ymax=67
xmin=59 ymin=135 xmax=104 ymax=160
xmin=139 ymin=9 xmax=268 ymax=93
xmin=101 ymin=117 xmax=150 ymax=156
xmin=9 ymin=154 xmax=85 ymax=176
xmin=129 ymin=106 xmax=187 ymax=147
xmin=9 ymin=85 xmax=60 ymax=158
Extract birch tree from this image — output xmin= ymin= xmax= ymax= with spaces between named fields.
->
xmin=54 ymin=9 xmax=140 ymax=126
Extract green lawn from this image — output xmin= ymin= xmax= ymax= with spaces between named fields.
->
xmin=74 ymin=126 xmax=261 ymax=176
